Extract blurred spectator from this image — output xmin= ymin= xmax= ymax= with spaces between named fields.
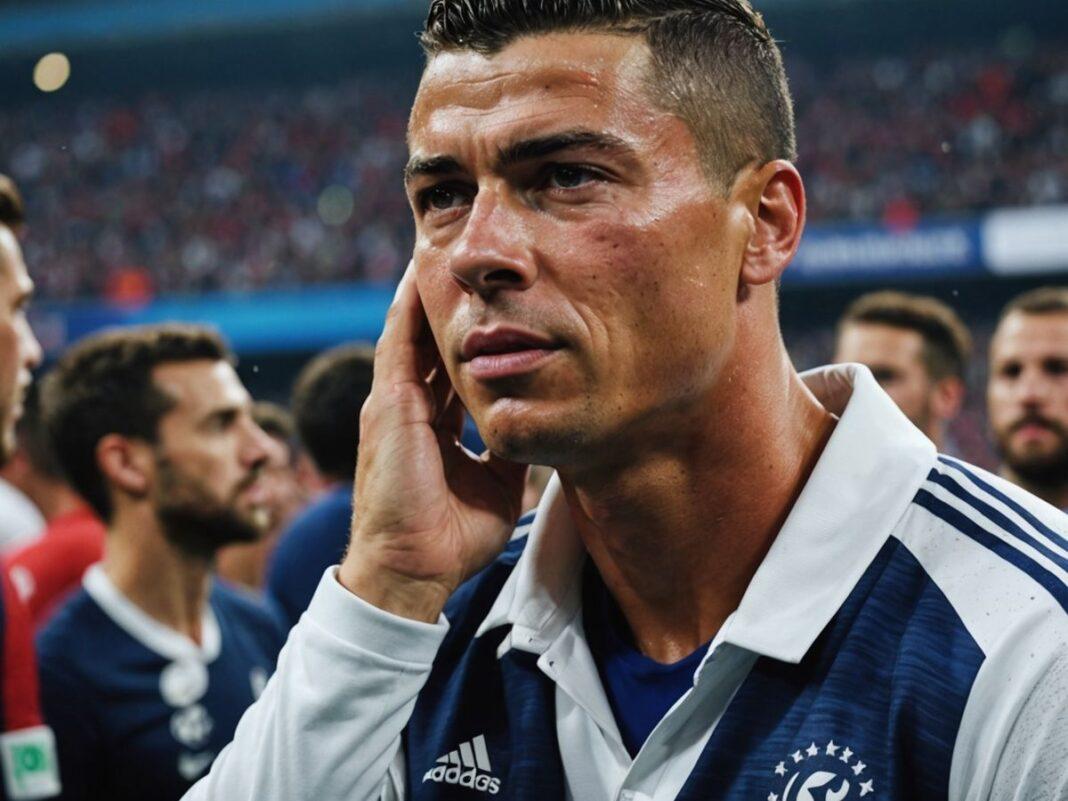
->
xmin=834 ymin=290 xmax=972 ymax=452
xmin=0 ymin=79 xmax=412 ymax=301
xmin=215 ymin=402 xmax=307 ymax=592
xmin=36 ymin=325 xmax=284 ymax=798
xmin=1 ymin=39 xmax=1067 ymax=302
xmin=0 ymin=173 xmax=58 ymax=800
xmin=4 ymin=382 xmax=105 ymax=630
xmin=987 ymin=286 xmax=1068 ymax=511
xmin=265 ymin=344 xmax=373 ymax=630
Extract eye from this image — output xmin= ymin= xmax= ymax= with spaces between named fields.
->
xmin=545 ymin=164 xmax=598 ymax=190
xmin=999 ymin=362 xmax=1021 ymax=379
xmin=1044 ymin=358 xmax=1067 ymax=376
xmin=419 ymin=184 xmax=471 ymax=214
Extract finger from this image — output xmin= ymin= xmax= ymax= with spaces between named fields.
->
xmin=373 ymin=262 xmax=429 ymax=389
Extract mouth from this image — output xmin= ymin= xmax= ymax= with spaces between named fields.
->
xmin=459 ymin=326 xmax=563 ymax=381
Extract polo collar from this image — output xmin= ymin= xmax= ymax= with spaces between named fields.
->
xmin=83 ymin=564 xmax=222 ymax=663
xmin=476 ymin=364 xmax=936 ymax=664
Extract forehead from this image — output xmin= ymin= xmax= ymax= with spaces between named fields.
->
xmin=152 ymin=359 xmax=248 ymax=416
xmin=993 ymin=312 xmax=1068 ymax=359
xmin=410 ymin=32 xmax=665 ymax=155
xmin=0 ymin=227 xmax=32 ymax=293
xmin=838 ymin=322 xmax=925 ymax=361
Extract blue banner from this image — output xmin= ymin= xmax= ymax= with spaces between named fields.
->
xmin=788 ymin=219 xmax=985 ymax=284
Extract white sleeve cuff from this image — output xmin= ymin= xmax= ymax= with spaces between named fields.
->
xmin=304 ymin=567 xmax=449 ymax=668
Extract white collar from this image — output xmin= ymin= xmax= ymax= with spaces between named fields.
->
xmin=83 ymin=564 xmax=222 ymax=663
xmin=475 ymin=363 xmax=936 ymax=663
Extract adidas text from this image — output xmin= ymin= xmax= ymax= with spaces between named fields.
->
xmin=422 ymin=764 xmax=500 ymax=794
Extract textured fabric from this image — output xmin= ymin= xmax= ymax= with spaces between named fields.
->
xmin=5 ymin=507 xmax=105 ymax=630
xmin=0 ymin=570 xmax=41 ymax=733
xmin=37 ymin=578 xmax=283 ymax=801
xmin=582 ymin=565 xmax=708 ymax=758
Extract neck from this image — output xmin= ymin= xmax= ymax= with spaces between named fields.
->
xmin=559 ymin=331 xmax=836 ymax=664
xmin=37 ymin=483 xmax=86 ymax=522
xmin=103 ymin=504 xmax=213 ymax=645
xmin=999 ymin=465 xmax=1068 ymax=511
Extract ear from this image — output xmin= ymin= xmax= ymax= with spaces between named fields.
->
xmin=96 ymin=433 xmax=153 ymax=500
xmin=930 ymin=376 xmax=966 ymax=424
xmin=737 ymin=160 xmax=806 ymax=287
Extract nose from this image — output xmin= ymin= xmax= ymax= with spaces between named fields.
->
xmin=242 ymin=418 xmax=275 ymax=472
xmin=19 ymin=316 xmax=42 ymax=371
xmin=1016 ymin=365 xmax=1052 ymax=407
xmin=448 ymin=188 xmax=537 ymax=297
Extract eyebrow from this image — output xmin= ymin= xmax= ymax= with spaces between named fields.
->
xmin=404 ymin=129 xmax=631 ymax=185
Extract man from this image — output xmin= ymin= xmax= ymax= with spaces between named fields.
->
xmin=265 ymin=344 xmax=373 ymax=629
xmin=37 ymin=325 xmax=284 ymax=801
xmin=988 ymin=286 xmax=1068 ymax=511
xmin=5 ymin=382 xmax=106 ymax=628
xmin=190 ymin=3 xmax=1068 ymax=800
xmin=834 ymin=290 xmax=971 ymax=451
xmin=216 ymin=402 xmax=307 ymax=591
xmin=0 ymin=173 xmax=58 ymax=801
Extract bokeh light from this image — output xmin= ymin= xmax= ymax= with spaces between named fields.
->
xmin=33 ymin=52 xmax=71 ymax=93
xmin=317 ymin=185 xmax=355 ymax=227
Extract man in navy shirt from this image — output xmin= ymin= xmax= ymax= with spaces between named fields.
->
xmin=37 ymin=325 xmax=284 ymax=800
xmin=265 ymin=344 xmax=373 ymax=629
xmin=190 ymin=2 xmax=1067 ymax=799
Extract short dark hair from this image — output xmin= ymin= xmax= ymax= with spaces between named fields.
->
xmin=420 ymin=0 xmax=795 ymax=187
xmin=0 ymin=174 xmax=25 ymax=233
xmin=998 ymin=286 xmax=1068 ymax=322
xmin=16 ymin=381 xmax=64 ymax=481
xmin=291 ymin=344 xmax=375 ymax=481
xmin=838 ymin=291 xmax=972 ymax=381
xmin=41 ymin=324 xmax=232 ymax=521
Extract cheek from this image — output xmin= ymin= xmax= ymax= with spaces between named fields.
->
xmin=563 ymin=214 xmax=731 ymax=370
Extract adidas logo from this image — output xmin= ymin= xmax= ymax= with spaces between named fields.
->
xmin=422 ymin=734 xmax=501 ymax=795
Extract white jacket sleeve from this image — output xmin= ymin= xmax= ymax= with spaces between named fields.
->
xmin=183 ymin=568 xmax=449 ymax=801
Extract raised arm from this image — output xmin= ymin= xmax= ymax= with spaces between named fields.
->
xmin=184 ymin=267 xmax=526 ymax=800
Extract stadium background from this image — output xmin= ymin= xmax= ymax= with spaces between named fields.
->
xmin=1 ymin=0 xmax=1066 ymax=470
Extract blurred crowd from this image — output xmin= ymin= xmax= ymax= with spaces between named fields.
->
xmin=1 ymin=38 xmax=1067 ymax=301
xmin=792 ymin=40 xmax=1068 ymax=224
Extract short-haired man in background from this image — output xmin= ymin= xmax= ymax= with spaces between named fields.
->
xmin=988 ymin=286 xmax=1068 ymax=511
xmin=0 ymin=173 xmax=57 ymax=801
xmin=265 ymin=344 xmax=374 ymax=629
xmin=191 ymin=3 xmax=1067 ymax=800
xmin=4 ymin=381 xmax=106 ymax=629
xmin=37 ymin=325 xmax=284 ymax=800
xmin=834 ymin=290 xmax=971 ymax=451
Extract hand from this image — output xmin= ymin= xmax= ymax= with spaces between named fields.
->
xmin=338 ymin=264 xmax=528 ymax=622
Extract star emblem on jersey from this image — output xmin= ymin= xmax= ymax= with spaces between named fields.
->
xmin=766 ymin=740 xmax=876 ymax=801
xmin=170 ymin=704 xmax=214 ymax=749
xmin=422 ymin=734 xmax=501 ymax=795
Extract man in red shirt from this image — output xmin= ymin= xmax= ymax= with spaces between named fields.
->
xmin=5 ymin=383 xmax=105 ymax=629
xmin=0 ymin=174 xmax=56 ymax=800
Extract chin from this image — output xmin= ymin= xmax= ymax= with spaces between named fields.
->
xmin=477 ymin=402 xmax=595 ymax=467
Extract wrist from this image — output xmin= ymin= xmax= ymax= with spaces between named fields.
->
xmin=337 ymin=557 xmax=453 ymax=624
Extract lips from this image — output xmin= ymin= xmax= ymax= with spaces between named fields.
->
xmin=459 ymin=326 xmax=562 ymax=381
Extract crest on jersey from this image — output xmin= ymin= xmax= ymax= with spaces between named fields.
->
xmin=766 ymin=740 xmax=876 ymax=801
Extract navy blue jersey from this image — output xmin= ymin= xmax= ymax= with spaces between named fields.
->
xmin=265 ymin=484 xmax=351 ymax=630
xmin=36 ymin=567 xmax=282 ymax=801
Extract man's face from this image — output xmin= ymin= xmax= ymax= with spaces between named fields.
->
xmin=150 ymin=360 xmax=274 ymax=558
xmin=988 ymin=311 xmax=1068 ymax=485
xmin=0 ymin=227 xmax=42 ymax=463
xmin=834 ymin=323 xmax=937 ymax=434
xmin=407 ymin=33 xmax=749 ymax=466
